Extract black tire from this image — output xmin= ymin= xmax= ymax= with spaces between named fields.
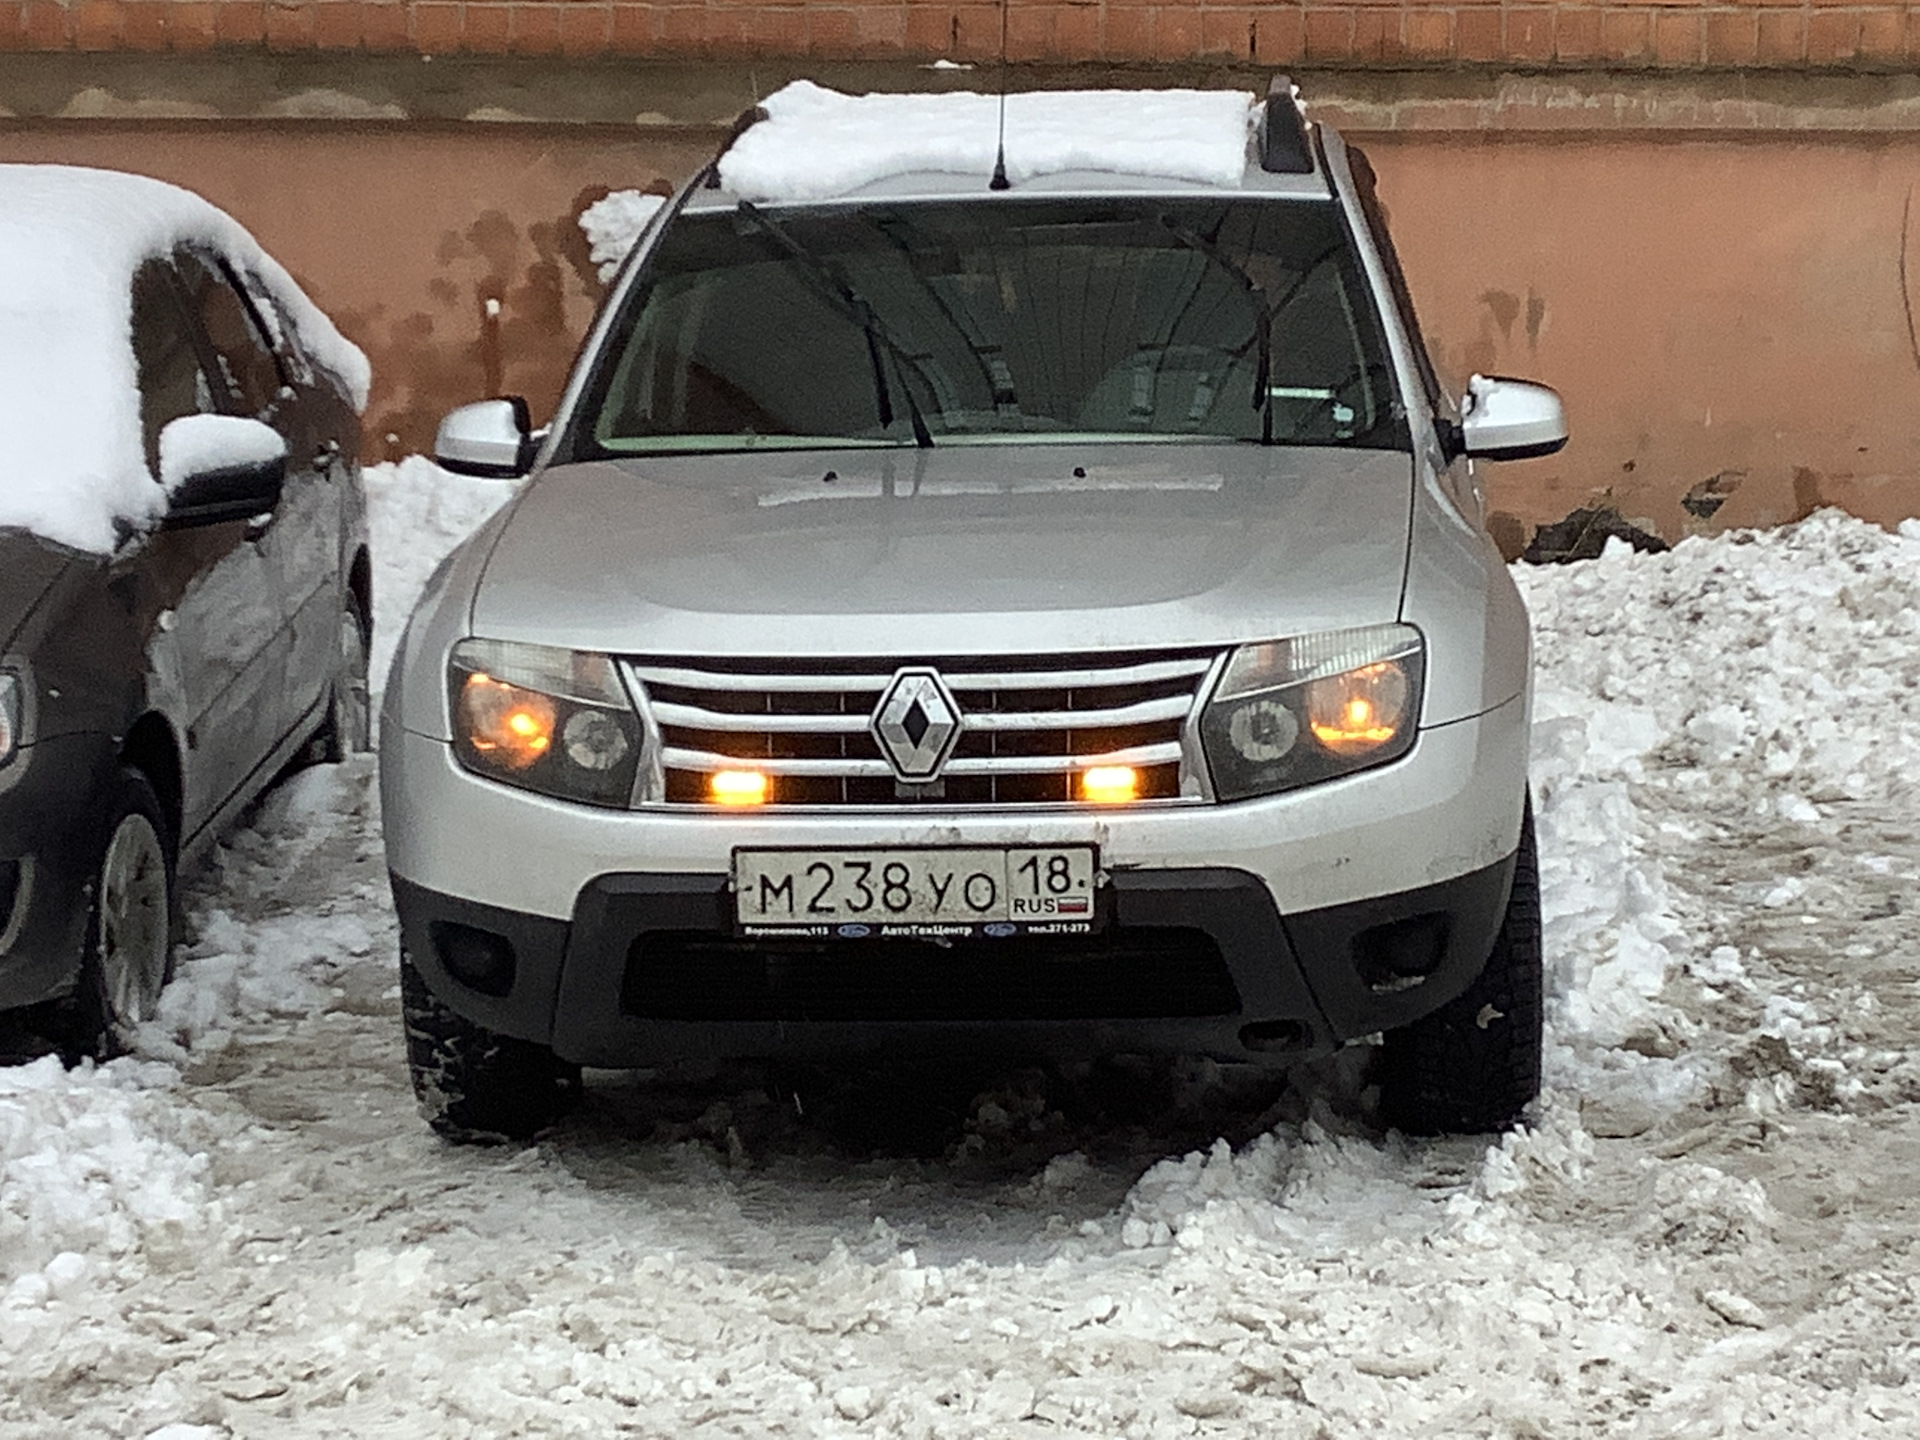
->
xmin=312 ymin=589 xmax=372 ymax=764
xmin=400 ymin=948 xmax=581 ymax=1143
xmin=1377 ymin=802 xmax=1543 ymax=1136
xmin=72 ymin=768 xmax=177 ymax=1060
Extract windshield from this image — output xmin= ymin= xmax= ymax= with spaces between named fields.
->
xmin=576 ymin=196 xmax=1408 ymax=456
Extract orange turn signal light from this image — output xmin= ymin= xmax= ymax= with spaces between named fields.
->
xmin=709 ymin=770 xmax=770 ymax=806
xmin=461 ymin=673 xmax=555 ymax=771
xmin=1080 ymin=765 xmax=1139 ymax=804
xmin=1306 ymin=661 xmax=1409 ymax=756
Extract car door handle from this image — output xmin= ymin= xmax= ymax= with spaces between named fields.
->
xmin=245 ymin=511 xmax=275 ymax=541
xmin=313 ymin=439 xmax=341 ymax=469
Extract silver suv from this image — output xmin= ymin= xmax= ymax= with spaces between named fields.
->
xmin=381 ymin=80 xmax=1565 ymax=1142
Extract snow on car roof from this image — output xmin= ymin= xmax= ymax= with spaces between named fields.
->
xmin=0 ymin=164 xmax=370 ymax=554
xmin=716 ymin=81 xmax=1262 ymax=203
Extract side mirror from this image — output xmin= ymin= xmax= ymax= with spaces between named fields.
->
xmin=435 ymin=397 xmax=534 ymax=479
xmin=159 ymin=415 xmax=288 ymax=529
xmin=1460 ymin=376 xmax=1568 ymax=461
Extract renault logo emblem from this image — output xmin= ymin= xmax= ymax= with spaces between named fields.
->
xmin=871 ymin=668 xmax=962 ymax=780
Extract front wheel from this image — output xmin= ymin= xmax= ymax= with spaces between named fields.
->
xmin=72 ymin=769 xmax=177 ymax=1059
xmin=1377 ymin=801 xmax=1543 ymax=1135
xmin=401 ymin=948 xmax=580 ymax=1143
xmin=312 ymin=590 xmax=371 ymax=763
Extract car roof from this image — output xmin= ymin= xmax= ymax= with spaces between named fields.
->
xmin=693 ymin=81 xmax=1333 ymax=212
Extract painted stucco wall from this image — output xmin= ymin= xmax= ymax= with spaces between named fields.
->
xmin=4 ymin=61 xmax=1920 ymax=545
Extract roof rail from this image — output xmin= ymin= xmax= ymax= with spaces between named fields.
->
xmin=704 ymin=103 xmax=770 ymax=189
xmin=1259 ymin=76 xmax=1313 ymax=175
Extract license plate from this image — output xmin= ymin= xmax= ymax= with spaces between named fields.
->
xmin=733 ymin=846 xmax=1099 ymax=938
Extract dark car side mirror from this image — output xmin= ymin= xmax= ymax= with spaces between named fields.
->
xmin=157 ymin=415 xmax=288 ymax=529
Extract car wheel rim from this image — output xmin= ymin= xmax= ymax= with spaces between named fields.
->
xmin=337 ymin=609 xmax=371 ymax=751
xmin=100 ymin=812 xmax=169 ymax=1026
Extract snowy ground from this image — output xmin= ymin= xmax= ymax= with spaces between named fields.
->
xmin=6 ymin=463 xmax=1920 ymax=1437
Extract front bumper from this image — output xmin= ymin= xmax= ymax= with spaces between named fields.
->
xmin=0 ymin=732 xmax=116 ymax=1009
xmin=383 ymin=695 xmax=1527 ymax=1067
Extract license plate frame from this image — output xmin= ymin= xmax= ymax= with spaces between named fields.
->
xmin=732 ymin=845 xmax=1100 ymax=939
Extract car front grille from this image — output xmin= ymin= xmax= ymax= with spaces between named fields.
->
xmin=626 ymin=649 xmax=1218 ymax=807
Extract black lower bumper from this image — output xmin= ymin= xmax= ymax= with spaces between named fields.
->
xmin=391 ymin=851 xmax=1516 ymax=1070
xmin=0 ymin=733 xmax=117 ymax=1010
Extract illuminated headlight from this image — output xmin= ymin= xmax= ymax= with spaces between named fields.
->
xmin=1199 ymin=624 xmax=1424 ymax=801
xmin=448 ymin=639 xmax=642 ymax=807
xmin=0 ymin=671 xmax=18 ymax=767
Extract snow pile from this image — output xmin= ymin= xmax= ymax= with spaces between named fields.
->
xmin=578 ymin=190 xmax=667 ymax=283
xmin=719 ymin=81 xmax=1259 ymax=202
xmin=360 ymin=454 xmax=516 ymax=691
xmin=1521 ymin=513 xmax=1920 ymax=1113
xmin=0 ymin=164 xmax=368 ymax=553
xmin=0 ymin=1057 xmax=213 ymax=1288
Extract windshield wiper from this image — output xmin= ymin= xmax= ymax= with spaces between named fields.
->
xmin=736 ymin=201 xmax=934 ymax=448
xmin=1156 ymin=215 xmax=1273 ymax=444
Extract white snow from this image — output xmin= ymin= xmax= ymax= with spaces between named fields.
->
xmin=577 ymin=190 xmax=667 ymax=284
xmin=0 ymin=165 xmax=369 ymax=553
xmin=155 ymin=414 xmax=288 ymax=492
xmin=6 ymin=491 xmax=1920 ymax=1434
xmin=719 ymin=81 xmax=1260 ymax=202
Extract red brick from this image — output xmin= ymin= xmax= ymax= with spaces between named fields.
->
xmin=1454 ymin=8 xmax=1499 ymax=59
xmin=509 ymin=1 xmax=563 ymax=53
xmin=360 ymin=0 xmax=410 ymax=49
xmin=264 ymin=0 xmax=317 ymax=49
xmin=21 ymin=0 xmax=68 ymax=48
xmin=1200 ymin=6 xmax=1254 ymax=60
xmin=653 ymin=3 xmax=703 ymax=48
xmin=167 ymin=0 xmax=218 ymax=48
xmin=1004 ymin=3 xmax=1050 ymax=58
xmin=1754 ymin=10 xmax=1805 ymax=63
xmin=0 ymin=2 xmax=20 ymax=46
xmin=1254 ymin=5 xmax=1304 ymax=61
xmin=557 ymin=2 xmax=608 ymax=54
xmin=1598 ymin=9 xmax=1650 ymax=61
xmin=902 ymin=2 xmax=949 ymax=55
xmin=1303 ymin=5 xmax=1353 ymax=60
xmin=1859 ymin=8 xmax=1902 ymax=63
xmin=1703 ymin=9 xmax=1756 ymax=66
xmin=1554 ymin=6 xmax=1599 ymax=60
xmin=1508 ymin=7 xmax=1553 ymax=61
xmin=409 ymin=0 xmax=461 ymax=51
xmin=807 ymin=5 xmax=858 ymax=52
xmin=1054 ymin=2 xmax=1100 ymax=56
xmin=1153 ymin=2 xmax=1201 ymax=58
xmin=1352 ymin=6 xmax=1398 ymax=60
xmin=463 ymin=0 xmax=509 ymax=50
xmin=120 ymin=0 xmax=170 ymax=47
xmin=1805 ymin=10 xmax=1858 ymax=62
xmin=312 ymin=0 xmax=362 ymax=46
xmin=849 ymin=4 xmax=907 ymax=52
xmin=1104 ymin=4 xmax=1152 ymax=57
xmin=72 ymin=0 xmax=121 ymax=48
xmin=1652 ymin=10 xmax=1699 ymax=63
xmin=1403 ymin=8 xmax=1450 ymax=59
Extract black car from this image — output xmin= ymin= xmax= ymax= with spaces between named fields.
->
xmin=0 ymin=165 xmax=371 ymax=1056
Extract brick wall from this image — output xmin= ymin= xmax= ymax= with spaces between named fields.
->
xmin=1 ymin=0 xmax=1915 ymax=70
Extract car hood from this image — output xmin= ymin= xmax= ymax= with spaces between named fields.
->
xmin=470 ymin=445 xmax=1414 ymax=656
xmin=0 ymin=528 xmax=77 ymax=652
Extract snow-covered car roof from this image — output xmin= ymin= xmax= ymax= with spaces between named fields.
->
xmin=712 ymin=81 xmax=1304 ymax=204
xmin=0 ymin=164 xmax=370 ymax=554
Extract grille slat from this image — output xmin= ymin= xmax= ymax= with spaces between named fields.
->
xmin=629 ymin=649 xmax=1216 ymax=808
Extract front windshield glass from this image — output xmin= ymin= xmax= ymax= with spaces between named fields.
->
xmin=578 ymin=195 xmax=1408 ymax=455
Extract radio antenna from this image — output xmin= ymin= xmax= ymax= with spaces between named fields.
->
xmin=989 ymin=0 xmax=1010 ymax=190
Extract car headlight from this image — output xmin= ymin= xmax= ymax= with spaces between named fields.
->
xmin=0 ymin=671 xmax=18 ymax=768
xmin=1199 ymin=624 xmax=1424 ymax=801
xmin=448 ymin=639 xmax=643 ymax=807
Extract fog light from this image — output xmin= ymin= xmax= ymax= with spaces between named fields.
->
xmin=1080 ymin=765 xmax=1138 ymax=803
xmin=709 ymin=770 xmax=770 ymax=806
